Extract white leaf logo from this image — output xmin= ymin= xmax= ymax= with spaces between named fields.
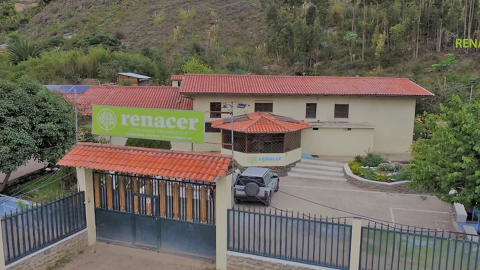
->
xmin=97 ymin=109 xmax=117 ymax=131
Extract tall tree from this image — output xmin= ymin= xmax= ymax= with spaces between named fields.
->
xmin=0 ymin=77 xmax=76 ymax=192
xmin=409 ymin=95 xmax=480 ymax=208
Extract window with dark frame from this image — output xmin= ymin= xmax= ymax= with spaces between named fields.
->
xmin=305 ymin=103 xmax=317 ymax=118
xmin=334 ymin=104 xmax=349 ymax=119
xmin=254 ymin=103 xmax=273 ymax=112
xmin=205 ymin=122 xmax=220 ymax=133
xmin=210 ymin=102 xmax=221 ymax=118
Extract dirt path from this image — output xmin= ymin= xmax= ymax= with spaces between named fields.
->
xmin=63 ymin=242 xmax=215 ymax=270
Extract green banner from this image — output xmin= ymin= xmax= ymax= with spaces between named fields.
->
xmin=92 ymin=105 xmax=205 ymax=143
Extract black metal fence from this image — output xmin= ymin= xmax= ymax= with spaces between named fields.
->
xmin=1 ymin=192 xmax=86 ymax=265
xmin=360 ymin=221 xmax=480 ymax=270
xmin=228 ymin=208 xmax=352 ymax=269
xmin=94 ymin=173 xmax=216 ymax=225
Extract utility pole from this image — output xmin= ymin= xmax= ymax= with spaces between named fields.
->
xmin=470 ymin=78 xmax=477 ymax=104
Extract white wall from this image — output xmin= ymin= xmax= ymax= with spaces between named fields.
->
xmin=302 ymin=128 xmax=374 ymax=156
xmin=221 ymin=148 xmax=302 ymax=167
xmin=192 ymin=95 xmax=416 ymax=154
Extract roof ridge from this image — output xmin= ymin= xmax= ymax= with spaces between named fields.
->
xmin=242 ymin=116 xmax=265 ymax=132
xmin=252 ymin=115 xmax=289 ymax=132
xmin=183 ymin=73 xmax=412 ymax=80
xmin=76 ymin=142 xmax=232 ymax=158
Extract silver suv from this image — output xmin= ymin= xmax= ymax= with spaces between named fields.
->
xmin=234 ymin=167 xmax=280 ymax=206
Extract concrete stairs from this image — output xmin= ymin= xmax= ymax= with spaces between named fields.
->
xmin=288 ymin=159 xmax=347 ymax=181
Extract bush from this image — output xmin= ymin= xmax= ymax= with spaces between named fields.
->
xmin=375 ymin=172 xmax=389 ymax=182
xmin=348 ymin=161 xmax=361 ymax=175
xmin=125 ymin=138 xmax=171 ymax=150
xmin=361 ymin=152 xmax=383 ymax=167
xmin=360 ymin=168 xmax=376 ymax=180
xmin=377 ymin=162 xmax=403 ymax=172
xmin=118 ymin=80 xmax=132 ymax=86
xmin=391 ymin=167 xmax=412 ymax=181
xmin=354 ymin=155 xmax=363 ymax=163
xmin=377 ymin=163 xmax=396 ymax=171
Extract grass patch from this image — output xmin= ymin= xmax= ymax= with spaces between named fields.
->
xmin=14 ymin=171 xmax=63 ymax=202
xmin=78 ymin=249 xmax=84 ymax=255
xmin=47 ymin=256 xmax=71 ymax=270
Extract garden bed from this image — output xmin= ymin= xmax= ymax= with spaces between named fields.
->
xmin=347 ymin=152 xmax=412 ymax=183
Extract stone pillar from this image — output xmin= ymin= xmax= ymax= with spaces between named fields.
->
xmin=349 ymin=218 xmax=363 ymax=270
xmin=77 ymin=168 xmax=96 ymax=246
xmin=216 ymin=174 xmax=232 ymax=270
xmin=0 ymin=215 xmax=5 ymax=270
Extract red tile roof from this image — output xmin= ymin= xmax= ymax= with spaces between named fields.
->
xmin=211 ymin=112 xmax=312 ymax=133
xmin=64 ymin=86 xmax=192 ymax=116
xmin=58 ymin=143 xmax=232 ymax=183
xmin=171 ymin=75 xmax=183 ymax=81
xmin=179 ymin=74 xmax=434 ymax=96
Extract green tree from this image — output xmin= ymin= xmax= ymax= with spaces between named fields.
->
xmin=0 ymin=77 xmax=76 ymax=192
xmin=409 ymin=95 xmax=480 ymax=208
xmin=7 ymin=39 xmax=42 ymax=64
xmin=182 ymin=57 xmax=212 ymax=73
xmin=125 ymin=138 xmax=172 ymax=150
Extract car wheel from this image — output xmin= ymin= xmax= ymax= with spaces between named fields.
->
xmin=275 ymin=181 xmax=279 ymax=192
xmin=234 ymin=199 xmax=241 ymax=204
xmin=263 ymin=194 xmax=271 ymax=206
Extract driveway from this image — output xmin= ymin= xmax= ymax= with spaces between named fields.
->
xmin=236 ymin=176 xmax=457 ymax=231
xmin=63 ymin=242 xmax=215 ymax=270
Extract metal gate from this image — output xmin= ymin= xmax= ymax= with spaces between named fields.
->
xmin=93 ymin=172 xmax=216 ymax=258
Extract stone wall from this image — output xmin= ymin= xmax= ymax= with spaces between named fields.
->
xmin=343 ymin=163 xmax=427 ymax=194
xmin=345 ymin=174 xmax=416 ymax=193
xmin=227 ymin=252 xmax=334 ymax=270
xmin=7 ymin=230 xmax=88 ymax=270
xmin=241 ymin=160 xmax=299 ymax=176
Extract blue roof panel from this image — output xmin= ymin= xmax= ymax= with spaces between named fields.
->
xmin=44 ymin=85 xmax=91 ymax=94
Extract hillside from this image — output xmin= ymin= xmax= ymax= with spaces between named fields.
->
xmin=18 ymin=0 xmax=267 ymax=58
xmin=1 ymin=0 xmax=479 ymax=116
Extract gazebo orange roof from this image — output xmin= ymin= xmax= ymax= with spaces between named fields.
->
xmin=58 ymin=143 xmax=231 ymax=183
xmin=211 ymin=112 xmax=312 ymax=133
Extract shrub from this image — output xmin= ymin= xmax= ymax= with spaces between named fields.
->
xmin=375 ymin=172 xmax=389 ymax=182
xmin=348 ymin=161 xmax=361 ymax=175
xmin=377 ymin=162 xmax=402 ymax=171
xmin=118 ymin=80 xmax=132 ymax=86
xmin=361 ymin=152 xmax=383 ymax=167
xmin=391 ymin=167 xmax=412 ymax=181
xmin=354 ymin=155 xmax=363 ymax=163
xmin=360 ymin=168 xmax=376 ymax=180
xmin=377 ymin=163 xmax=396 ymax=171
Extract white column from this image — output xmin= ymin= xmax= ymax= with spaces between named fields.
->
xmin=215 ymin=174 xmax=232 ymax=270
xmin=77 ymin=168 xmax=96 ymax=246
xmin=349 ymin=218 xmax=363 ymax=270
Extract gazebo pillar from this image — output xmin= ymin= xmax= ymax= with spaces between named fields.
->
xmin=77 ymin=168 xmax=97 ymax=246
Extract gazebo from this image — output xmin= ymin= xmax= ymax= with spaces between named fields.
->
xmin=212 ymin=112 xmax=311 ymax=175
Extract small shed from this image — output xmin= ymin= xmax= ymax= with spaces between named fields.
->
xmin=117 ymin=73 xmax=152 ymax=86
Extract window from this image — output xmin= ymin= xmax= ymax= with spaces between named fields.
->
xmin=305 ymin=103 xmax=317 ymax=118
xmin=255 ymin=103 xmax=273 ymax=112
xmin=210 ymin=102 xmax=221 ymax=118
xmin=205 ymin=122 xmax=220 ymax=133
xmin=334 ymin=104 xmax=349 ymax=119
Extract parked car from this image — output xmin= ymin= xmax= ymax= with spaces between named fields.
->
xmin=233 ymin=167 xmax=279 ymax=206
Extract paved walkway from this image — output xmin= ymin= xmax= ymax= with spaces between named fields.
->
xmin=238 ymin=176 xmax=457 ymax=231
xmin=64 ymin=242 xmax=215 ymax=270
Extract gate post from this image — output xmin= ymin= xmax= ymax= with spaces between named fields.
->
xmin=77 ymin=167 xmax=97 ymax=246
xmin=216 ymin=174 xmax=232 ymax=270
xmin=349 ymin=218 xmax=363 ymax=270
xmin=0 ymin=217 xmax=6 ymax=270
